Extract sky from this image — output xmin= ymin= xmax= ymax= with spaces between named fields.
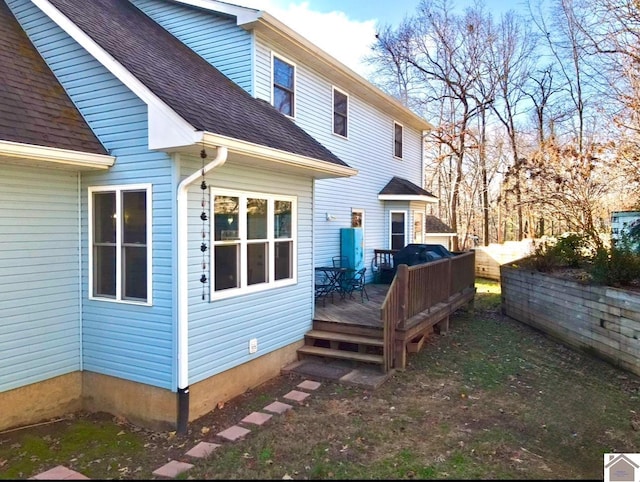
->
xmin=229 ymin=0 xmax=526 ymax=78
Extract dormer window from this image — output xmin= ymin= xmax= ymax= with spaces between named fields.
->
xmin=273 ymin=55 xmax=295 ymax=117
xmin=333 ymin=87 xmax=348 ymax=137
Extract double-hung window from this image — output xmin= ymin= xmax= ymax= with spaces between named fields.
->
xmin=394 ymin=121 xmax=403 ymax=159
xmin=211 ymin=189 xmax=296 ymax=298
xmin=333 ymin=87 xmax=348 ymax=137
xmin=89 ymin=184 xmax=152 ymax=304
xmin=273 ymin=55 xmax=295 ymax=117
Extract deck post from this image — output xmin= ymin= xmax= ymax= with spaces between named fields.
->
xmin=397 ymin=264 xmax=409 ymax=329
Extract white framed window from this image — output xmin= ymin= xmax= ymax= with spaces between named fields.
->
xmin=211 ymin=188 xmax=297 ymax=299
xmin=272 ymin=53 xmax=296 ymax=118
xmin=394 ymin=121 xmax=404 ymax=159
xmin=333 ymin=87 xmax=348 ymax=138
xmin=89 ymin=184 xmax=152 ymax=305
xmin=390 ymin=210 xmax=407 ymax=250
xmin=351 ymin=208 xmax=364 ymax=229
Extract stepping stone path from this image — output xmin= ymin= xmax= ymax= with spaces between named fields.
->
xmin=28 ymin=379 xmax=322 ymax=480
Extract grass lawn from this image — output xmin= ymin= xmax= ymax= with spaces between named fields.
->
xmin=1 ymin=278 xmax=638 ymax=479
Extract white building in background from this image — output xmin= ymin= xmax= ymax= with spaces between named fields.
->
xmin=611 ymin=211 xmax=640 ymax=243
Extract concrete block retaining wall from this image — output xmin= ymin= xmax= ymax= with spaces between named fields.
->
xmin=500 ymin=265 xmax=640 ymax=377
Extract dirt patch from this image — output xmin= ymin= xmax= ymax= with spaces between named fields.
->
xmin=1 ymin=280 xmax=639 ymax=480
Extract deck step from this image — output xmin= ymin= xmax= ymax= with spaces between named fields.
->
xmin=297 ymin=345 xmax=384 ymax=365
xmin=305 ymin=330 xmax=383 ymax=347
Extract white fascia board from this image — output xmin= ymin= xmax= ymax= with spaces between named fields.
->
xmin=425 ymin=232 xmax=457 ymax=237
xmin=33 ymin=0 xmax=197 ymax=152
xmin=378 ymin=194 xmax=439 ymax=203
xmin=0 ymin=140 xmax=115 ymax=170
xmin=202 ymin=132 xmax=358 ymax=178
xmin=171 ymin=0 xmax=261 ymax=24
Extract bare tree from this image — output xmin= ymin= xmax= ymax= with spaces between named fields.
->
xmin=370 ymin=0 xmax=492 ymax=250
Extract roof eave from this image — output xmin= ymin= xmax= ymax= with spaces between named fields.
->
xmin=240 ymin=14 xmax=432 ymax=132
xmin=0 ymin=140 xmax=115 ymax=170
xmin=201 ymin=131 xmax=357 ymax=179
xmin=378 ymin=194 xmax=438 ymax=203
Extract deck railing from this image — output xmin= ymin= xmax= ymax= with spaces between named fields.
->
xmin=380 ymin=250 xmax=475 ymax=371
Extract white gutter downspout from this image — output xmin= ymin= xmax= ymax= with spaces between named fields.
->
xmin=176 ymin=146 xmax=228 ymax=430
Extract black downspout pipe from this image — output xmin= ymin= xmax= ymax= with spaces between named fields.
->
xmin=177 ymin=386 xmax=189 ymax=434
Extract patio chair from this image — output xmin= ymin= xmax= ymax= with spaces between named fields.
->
xmin=314 ymin=269 xmax=334 ymax=306
xmin=332 ymin=255 xmax=349 ymax=268
xmin=345 ymin=267 xmax=369 ymax=302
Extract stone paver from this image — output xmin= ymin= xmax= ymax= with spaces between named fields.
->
xmin=217 ymin=424 xmax=251 ymax=441
xmin=151 ymin=460 xmax=194 ymax=479
xmin=297 ymin=379 xmax=321 ymax=391
xmin=30 ymin=465 xmax=90 ymax=480
xmin=240 ymin=411 xmax=273 ymax=426
xmin=263 ymin=400 xmax=293 ymax=414
xmin=185 ymin=441 xmax=221 ymax=459
xmin=283 ymin=389 xmax=310 ymax=403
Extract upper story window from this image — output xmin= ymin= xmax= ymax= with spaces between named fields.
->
xmin=211 ymin=189 xmax=296 ymax=299
xmin=333 ymin=88 xmax=348 ymax=137
xmin=273 ymin=55 xmax=295 ymax=117
xmin=394 ymin=121 xmax=404 ymax=159
xmin=89 ymin=184 xmax=152 ymax=305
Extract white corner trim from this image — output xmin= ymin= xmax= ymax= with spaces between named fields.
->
xmin=0 ymin=140 xmax=114 ymax=169
xmin=202 ymin=132 xmax=358 ymax=178
xmin=32 ymin=0 xmax=197 ymax=150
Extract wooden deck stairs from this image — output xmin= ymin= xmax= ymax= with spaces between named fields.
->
xmin=297 ymin=321 xmax=385 ymax=368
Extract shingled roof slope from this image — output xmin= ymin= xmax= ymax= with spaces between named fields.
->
xmin=379 ymin=176 xmax=437 ymax=198
xmin=425 ymin=215 xmax=455 ymax=234
xmin=46 ymin=0 xmax=347 ymax=167
xmin=0 ymin=1 xmax=107 ymax=154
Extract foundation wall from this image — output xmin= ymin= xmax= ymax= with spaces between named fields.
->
xmin=0 ymin=372 xmax=82 ymax=432
xmin=1 ymin=341 xmax=302 ymax=432
xmin=189 ymin=341 xmax=302 ymax=421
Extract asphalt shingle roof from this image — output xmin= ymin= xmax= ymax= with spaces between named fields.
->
xmin=379 ymin=176 xmax=437 ymax=198
xmin=0 ymin=1 xmax=107 ymax=154
xmin=46 ymin=0 xmax=347 ymax=168
xmin=425 ymin=215 xmax=454 ymax=234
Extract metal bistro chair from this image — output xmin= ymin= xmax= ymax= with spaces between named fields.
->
xmin=332 ymin=255 xmax=349 ymax=268
xmin=345 ymin=267 xmax=369 ymax=302
xmin=314 ymin=268 xmax=334 ymax=306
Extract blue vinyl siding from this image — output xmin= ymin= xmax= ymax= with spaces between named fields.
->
xmin=131 ymin=0 xmax=253 ymax=94
xmin=254 ymin=34 xmax=424 ymax=278
xmin=181 ymin=157 xmax=313 ymax=384
xmin=8 ymin=0 xmax=175 ymax=390
xmin=0 ymin=165 xmax=81 ymax=392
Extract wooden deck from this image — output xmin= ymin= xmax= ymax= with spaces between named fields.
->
xmin=313 ymin=284 xmax=389 ymax=329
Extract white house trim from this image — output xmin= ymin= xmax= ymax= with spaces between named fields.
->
xmin=271 ymin=52 xmax=297 ymax=119
xmin=33 ymin=0 xmax=199 ymax=151
xmin=0 ymin=140 xmax=114 ymax=170
xmin=379 ymin=194 xmax=438 ymax=203
xmin=201 ymin=132 xmax=357 ymax=178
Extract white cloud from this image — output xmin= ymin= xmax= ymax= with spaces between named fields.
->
xmin=229 ymin=0 xmax=377 ymax=77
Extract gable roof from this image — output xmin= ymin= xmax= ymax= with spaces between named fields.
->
xmin=378 ymin=176 xmax=438 ymax=203
xmin=0 ymin=1 xmax=107 ymax=156
xmin=44 ymin=0 xmax=349 ymax=171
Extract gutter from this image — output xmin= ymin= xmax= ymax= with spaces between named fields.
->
xmin=176 ymin=145 xmax=228 ymax=432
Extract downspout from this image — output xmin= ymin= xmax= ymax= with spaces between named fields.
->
xmin=176 ymin=145 xmax=228 ymax=433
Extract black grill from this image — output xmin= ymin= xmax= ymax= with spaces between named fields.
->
xmin=393 ymin=244 xmax=454 ymax=267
